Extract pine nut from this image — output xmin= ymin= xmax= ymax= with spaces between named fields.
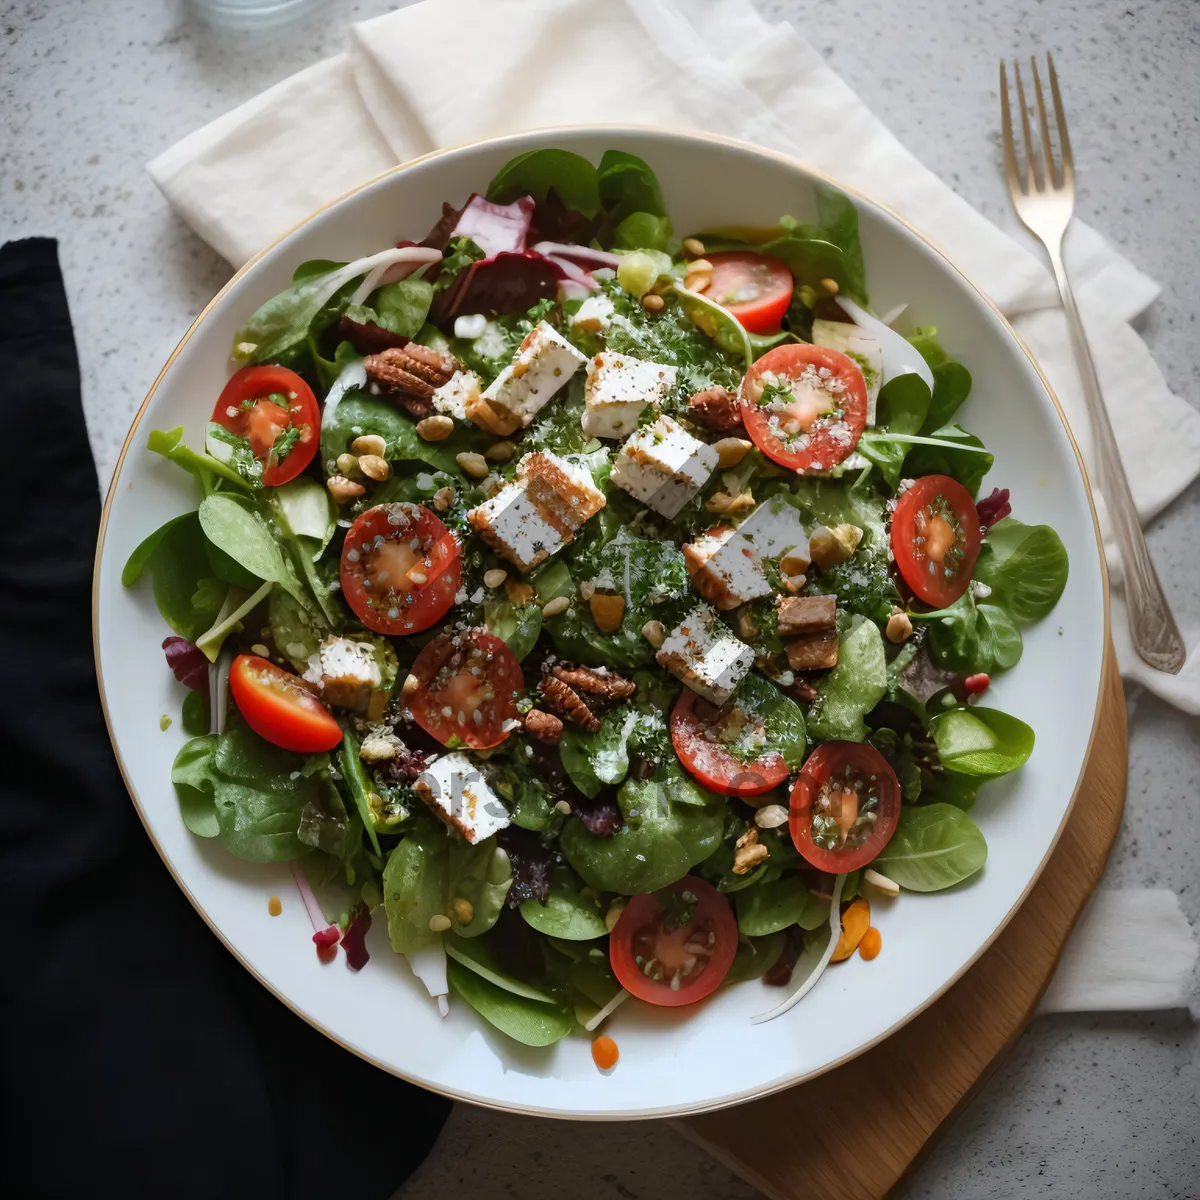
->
xmin=714 ymin=437 xmax=753 ymax=468
xmin=448 ymin=897 xmax=474 ymax=925
xmin=554 ymin=799 xmax=573 ymax=815
xmin=431 ymin=485 xmax=456 ymax=511
xmin=357 ymin=454 xmax=391 ymax=482
xmin=542 ymin=595 xmax=570 ymax=617
xmin=417 ymin=415 xmax=455 ymax=442
xmin=428 ymin=914 xmax=452 ymax=933
xmin=456 ymin=451 xmax=489 ymax=478
xmin=641 ymin=619 xmax=667 ymax=647
xmin=641 ymin=293 xmax=665 ymax=313
xmin=820 ymin=277 xmax=840 ymax=295
xmin=886 ymin=608 xmax=913 ymax=644
xmin=683 ymin=237 xmax=706 ymax=258
xmin=483 ymin=568 xmax=508 ymax=589
xmin=401 ymin=673 xmax=420 ymax=696
xmin=350 ymin=433 xmax=386 ymax=457
xmin=684 ymin=273 xmax=712 ymax=294
xmin=485 ymin=440 xmax=516 ymax=462
xmin=336 ymin=452 xmax=361 ymax=477
xmin=590 ymin=592 xmax=625 ymax=633
xmin=326 ymin=475 xmax=366 ymax=504
xmin=604 ymin=898 xmax=627 ymax=932
xmin=578 ymin=580 xmax=595 ymax=601
xmin=250 ymin=643 xmax=270 ymax=658
xmin=754 ymin=804 xmax=789 ymax=830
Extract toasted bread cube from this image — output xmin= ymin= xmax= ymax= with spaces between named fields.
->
xmin=415 ymin=751 xmax=511 ymax=844
xmin=777 ymin=595 xmax=838 ymax=638
xmin=611 ymin=414 xmax=719 ymax=518
xmin=582 ymin=351 xmax=677 ymax=440
xmin=785 ymin=630 xmax=840 ymax=671
xmin=656 ymin=605 xmax=755 ymax=705
xmin=476 ymin=321 xmax=586 ymax=431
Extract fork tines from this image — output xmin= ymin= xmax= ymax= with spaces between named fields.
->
xmin=1000 ymin=53 xmax=1074 ymax=195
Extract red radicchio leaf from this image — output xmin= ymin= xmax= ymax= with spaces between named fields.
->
xmin=977 ymin=487 xmax=1012 ymax=531
xmin=419 ymin=203 xmax=466 ymax=252
xmin=162 ymin=636 xmax=208 ymax=693
xmin=899 ymin=646 xmax=968 ymax=706
xmin=496 ymin=826 xmax=558 ymax=908
xmin=433 ymin=251 xmax=562 ymax=326
xmin=341 ymin=907 xmax=371 ymax=972
xmin=452 ymin=193 xmax=535 ymax=258
xmin=380 ymin=742 xmax=438 ymax=786
xmin=337 ymin=315 xmax=409 ymax=356
xmin=312 ymin=925 xmax=340 ymax=948
xmin=530 ymin=190 xmax=597 ymax=246
xmin=569 ymin=792 xmax=622 ymax=838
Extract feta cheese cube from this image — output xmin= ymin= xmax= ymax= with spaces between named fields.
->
xmin=477 ymin=321 xmax=586 ymax=432
xmin=303 ymin=636 xmax=381 ymax=713
xmin=811 ymin=319 xmax=884 ymax=425
xmin=571 ymin=294 xmax=616 ymax=333
xmin=610 ymin=414 xmax=719 ymax=518
xmin=432 ymin=369 xmax=482 ymax=422
xmin=415 ymin=751 xmax=510 ymax=844
xmin=656 ymin=605 xmax=755 ymax=705
xmin=736 ymin=494 xmax=813 ymax=572
xmin=682 ymin=526 xmax=772 ymax=611
xmin=582 ymin=351 xmax=677 ymax=440
xmin=467 ymin=450 xmax=605 ymax=572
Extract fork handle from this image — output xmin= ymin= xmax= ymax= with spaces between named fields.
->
xmin=1047 ymin=244 xmax=1186 ymax=674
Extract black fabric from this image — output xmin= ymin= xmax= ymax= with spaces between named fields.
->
xmin=0 ymin=239 xmax=450 ymax=1199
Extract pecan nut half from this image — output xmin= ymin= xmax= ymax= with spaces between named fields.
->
xmin=524 ymin=708 xmax=564 ymax=744
xmin=540 ymin=674 xmax=601 ymax=732
xmin=688 ymin=386 xmax=742 ymax=434
xmin=364 ymin=345 xmax=460 ymax=418
xmin=551 ymin=664 xmax=637 ymax=702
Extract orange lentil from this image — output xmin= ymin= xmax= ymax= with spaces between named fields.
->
xmin=859 ymin=927 xmax=882 ymax=961
xmin=591 ymin=1036 xmax=619 ymax=1071
xmin=268 ymin=895 xmax=282 ymax=917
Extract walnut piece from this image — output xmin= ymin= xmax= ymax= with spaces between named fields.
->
xmin=364 ymin=345 xmax=460 ymax=418
xmin=733 ymin=827 xmax=769 ymax=875
xmin=551 ymin=664 xmax=637 ymax=701
xmin=688 ymin=386 xmax=743 ymax=433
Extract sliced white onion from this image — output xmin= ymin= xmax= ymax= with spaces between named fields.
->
xmin=557 ymin=279 xmax=594 ymax=302
xmin=584 ymin=988 xmax=630 ymax=1032
xmin=878 ymin=302 xmax=908 ymax=328
xmin=532 ymin=241 xmax=621 ymax=271
xmin=319 ymin=358 xmax=368 ymax=472
xmin=751 ymin=872 xmax=847 ymax=1025
xmin=346 ymin=246 xmax=443 ymax=307
xmin=406 ymin=941 xmax=450 ymax=1016
xmin=837 ymin=296 xmax=934 ymax=393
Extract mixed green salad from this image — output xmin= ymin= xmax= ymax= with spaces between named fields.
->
xmin=127 ymin=147 xmax=1069 ymax=1052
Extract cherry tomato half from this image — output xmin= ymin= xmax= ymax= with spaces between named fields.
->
xmin=407 ymin=628 xmax=523 ymax=750
xmin=211 ymin=365 xmax=319 ymax=487
xmin=891 ymin=474 xmax=982 ymax=608
xmin=789 ymin=742 xmax=901 ymax=874
xmin=739 ymin=344 xmax=868 ymax=474
xmin=609 ymin=876 xmax=738 ymax=1007
xmin=340 ymin=504 xmax=462 ymax=636
xmin=229 ymin=654 xmax=342 ymax=754
xmin=704 ymin=251 xmax=795 ymax=335
xmin=671 ymin=689 xmax=789 ymax=798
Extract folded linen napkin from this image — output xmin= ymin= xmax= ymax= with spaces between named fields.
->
xmin=146 ymin=0 xmax=1198 ymax=1012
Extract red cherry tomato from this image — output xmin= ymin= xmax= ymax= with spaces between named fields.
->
xmin=670 ymin=689 xmax=789 ymax=798
xmin=211 ymin=365 xmax=320 ymax=487
xmin=789 ymin=742 xmax=901 ymax=874
xmin=228 ymin=654 xmax=342 ymax=754
xmin=340 ymin=504 xmax=461 ymax=636
xmin=609 ymin=876 xmax=738 ymax=1007
xmin=890 ymin=474 xmax=982 ymax=608
xmin=704 ymin=251 xmax=794 ymax=334
xmin=407 ymin=628 xmax=523 ymax=750
xmin=739 ymin=344 xmax=868 ymax=474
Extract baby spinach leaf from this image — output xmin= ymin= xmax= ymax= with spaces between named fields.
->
xmin=273 ymin=476 xmax=336 ymax=554
xmin=196 ymin=581 xmax=274 ymax=662
xmin=974 ymin=518 xmax=1069 ymax=624
xmin=561 ymin=766 xmax=725 ymax=895
xmin=443 ymin=931 xmax=556 ymax=1003
xmin=181 ymin=690 xmax=208 ymax=737
xmin=806 ymin=616 xmax=887 ymax=742
xmin=902 ymin=424 xmax=993 ymax=497
xmin=171 ymin=735 xmax=220 ymax=838
xmin=873 ymin=802 xmax=988 ymax=892
xmin=906 ymin=327 xmax=973 ymax=432
xmin=483 ymin=597 xmax=542 ymax=662
xmin=197 ymin=494 xmax=305 ymax=602
xmin=736 ymin=876 xmax=828 ymax=937
xmin=366 ymin=277 xmax=435 ymax=338
xmin=612 ymin=211 xmax=672 ymax=252
xmin=445 ymin=957 xmax=574 ymax=1047
xmin=147 ymin=426 xmax=256 ymax=494
xmin=447 ymin=839 xmax=513 ymax=938
xmin=919 ymin=591 xmax=1024 ymax=676
xmin=559 ymin=703 xmax=668 ymax=798
xmin=597 ymin=149 xmax=668 ymax=221
xmin=728 ymin=672 xmax=808 ymax=770
xmin=929 ymin=706 xmax=1035 ymax=777
xmin=520 ymin=876 xmax=607 ymax=941
xmin=858 ymin=373 xmax=932 ymax=489
xmin=724 ymin=931 xmax=787 ymax=985
xmin=383 ymin=829 xmax=450 ymax=955
xmin=127 ymin=512 xmax=225 ymax=642
xmin=487 ymin=147 xmax=602 ymax=216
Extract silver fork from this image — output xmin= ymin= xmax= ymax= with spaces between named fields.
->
xmin=1000 ymin=54 xmax=1185 ymax=674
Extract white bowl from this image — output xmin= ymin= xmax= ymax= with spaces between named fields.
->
xmin=93 ymin=127 xmax=1107 ymax=1119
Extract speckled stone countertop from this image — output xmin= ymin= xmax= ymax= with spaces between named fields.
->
xmin=3 ymin=0 xmax=1196 ymax=1195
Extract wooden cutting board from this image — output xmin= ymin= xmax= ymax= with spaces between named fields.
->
xmin=678 ymin=644 xmax=1127 ymax=1200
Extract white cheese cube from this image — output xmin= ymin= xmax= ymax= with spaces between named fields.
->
xmin=582 ymin=351 xmax=677 ymax=441
xmin=467 ymin=450 xmax=605 ymax=572
xmin=656 ymin=605 xmax=755 ymax=705
xmin=478 ymin=321 xmax=586 ymax=430
xmin=571 ymin=294 xmax=616 ymax=333
xmin=415 ymin=751 xmax=511 ymax=844
xmin=610 ymin=414 xmax=719 ymax=518
xmin=432 ymin=370 xmax=482 ymax=422
xmin=682 ymin=526 xmax=772 ymax=611
xmin=736 ymin=494 xmax=813 ymax=571
xmin=811 ymin=319 xmax=884 ymax=425
xmin=302 ymin=636 xmax=381 ymax=713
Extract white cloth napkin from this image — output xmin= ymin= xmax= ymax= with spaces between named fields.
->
xmin=146 ymin=0 xmax=1199 ymax=1011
